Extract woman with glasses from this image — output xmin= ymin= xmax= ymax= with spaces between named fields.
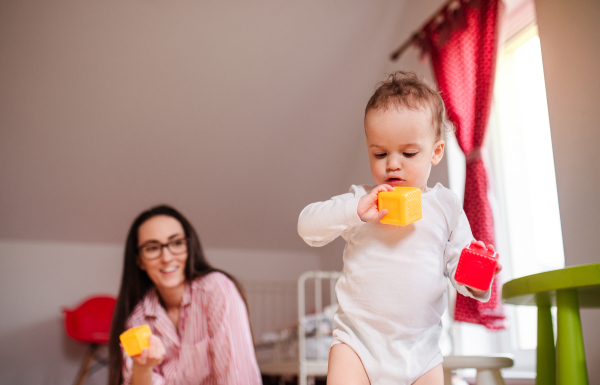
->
xmin=107 ymin=205 xmax=261 ymax=385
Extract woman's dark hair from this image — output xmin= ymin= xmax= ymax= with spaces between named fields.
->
xmin=107 ymin=205 xmax=247 ymax=385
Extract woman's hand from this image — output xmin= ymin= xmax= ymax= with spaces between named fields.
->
xmin=357 ymin=184 xmax=394 ymax=222
xmin=131 ymin=335 xmax=165 ymax=369
xmin=125 ymin=335 xmax=165 ymax=385
xmin=462 ymin=240 xmax=503 ymax=296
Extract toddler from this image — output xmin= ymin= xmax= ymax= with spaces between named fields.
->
xmin=297 ymin=71 xmax=500 ymax=385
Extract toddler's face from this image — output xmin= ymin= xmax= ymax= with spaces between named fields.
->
xmin=364 ymin=106 xmax=445 ymax=192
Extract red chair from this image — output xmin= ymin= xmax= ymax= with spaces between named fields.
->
xmin=63 ymin=295 xmax=116 ymax=385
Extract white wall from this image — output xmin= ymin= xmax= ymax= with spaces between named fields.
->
xmin=533 ymin=0 xmax=600 ymax=383
xmin=0 ymin=240 xmax=123 ymax=385
xmin=0 ymin=239 xmax=319 ymax=384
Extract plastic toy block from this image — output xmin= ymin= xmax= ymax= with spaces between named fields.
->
xmin=455 ymin=243 xmax=498 ymax=291
xmin=378 ymin=186 xmax=422 ymax=225
xmin=119 ymin=324 xmax=152 ymax=356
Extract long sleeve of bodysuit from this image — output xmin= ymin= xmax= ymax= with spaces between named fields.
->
xmin=297 ymin=186 xmax=365 ymax=247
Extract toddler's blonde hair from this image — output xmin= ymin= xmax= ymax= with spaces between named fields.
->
xmin=365 ymin=71 xmax=454 ymax=141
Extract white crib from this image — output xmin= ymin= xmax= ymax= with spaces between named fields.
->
xmin=248 ymin=271 xmax=339 ymax=385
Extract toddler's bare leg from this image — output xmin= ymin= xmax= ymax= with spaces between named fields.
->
xmin=327 ymin=343 xmax=370 ymax=385
xmin=412 ymin=363 xmax=443 ymax=385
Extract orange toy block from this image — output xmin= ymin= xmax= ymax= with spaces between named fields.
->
xmin=378 ymin=186 xmax=422 ymax=225
xmin=119 ymin=324 xmax=152 ymax=356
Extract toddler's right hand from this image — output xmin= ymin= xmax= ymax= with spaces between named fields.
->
xmin=130 ymin=335 xmax=165 ymax=369
xmin=357 ymin=184 xmax=394 ymax=222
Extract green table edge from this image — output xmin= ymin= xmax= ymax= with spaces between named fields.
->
xmin=502 ymin=263 xmax=600 ymax=306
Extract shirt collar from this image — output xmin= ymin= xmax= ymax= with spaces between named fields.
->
xmin=142 ymin=281 xmax=192 ymax=318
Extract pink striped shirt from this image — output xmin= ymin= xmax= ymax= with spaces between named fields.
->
xmin=122 ymin=272 xmax=262 ymax=385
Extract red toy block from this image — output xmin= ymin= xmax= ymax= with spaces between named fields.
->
xmin=455 ymin=243 xmax=498 ymax=291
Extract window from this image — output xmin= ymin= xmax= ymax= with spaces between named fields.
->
xmin=490 ymin=23 xmax=564 ymax=351
xmin=445 ymin=22 xmax=565 ymax=378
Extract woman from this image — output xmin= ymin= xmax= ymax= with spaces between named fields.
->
xmin=108 ymin=205 xmax=261 ymax=385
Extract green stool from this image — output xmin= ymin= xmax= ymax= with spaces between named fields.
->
xmin=502 ymin=263 xmax=600 ymax=385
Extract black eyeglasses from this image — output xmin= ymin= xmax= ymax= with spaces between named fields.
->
xmin=138 ymin=238 xmax=188 ymax=260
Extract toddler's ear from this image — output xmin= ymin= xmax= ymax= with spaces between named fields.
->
xmin=431 ymin=140 xmax=445 ymax=165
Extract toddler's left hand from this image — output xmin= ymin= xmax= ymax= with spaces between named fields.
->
xmin=459 ymin=240 xmax=502 ymax=296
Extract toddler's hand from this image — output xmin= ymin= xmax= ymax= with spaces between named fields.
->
xmin=357 ymin=184 xmax=394 ymax=222
xmin=461 ymin=241 xmax=503 ymax=296
xmin=129 ymin=335 xmax=165 ymax=369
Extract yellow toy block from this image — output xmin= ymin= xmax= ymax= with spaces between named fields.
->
xmin=378 ymin=186 xmax=422 ymax=225
xmin=119 ymin=324 xmax=152 ymax=356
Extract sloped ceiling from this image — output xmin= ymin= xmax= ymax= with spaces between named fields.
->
xmin=1 ymin=0 xmax=532 ymax=254
xmin=1 ymin=0 xmax=420 ymax=251
xmin=1 ymin=0 xmax=529 ymax=252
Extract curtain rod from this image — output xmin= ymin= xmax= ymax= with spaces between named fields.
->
xmin=390 ymin=0 xmax=458 ymax=61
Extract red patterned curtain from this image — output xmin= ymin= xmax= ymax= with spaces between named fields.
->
xmin=416 ymin=0 xmax=505 ymax=330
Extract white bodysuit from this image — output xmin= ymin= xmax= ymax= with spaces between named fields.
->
xmin=297 ymin=183 xmax=491 ymax=384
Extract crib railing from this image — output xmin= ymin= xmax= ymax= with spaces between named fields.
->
xmin=246 ymin=271 xmax=341 ymax=385
xmin=298 ymin=270 xmax=341 ymax=381
xmin=243 ymin=279 xmax=297 ymax=343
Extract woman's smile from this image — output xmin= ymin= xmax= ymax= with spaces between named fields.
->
xmin=160 ymin=266 xmax=179 ymax=274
